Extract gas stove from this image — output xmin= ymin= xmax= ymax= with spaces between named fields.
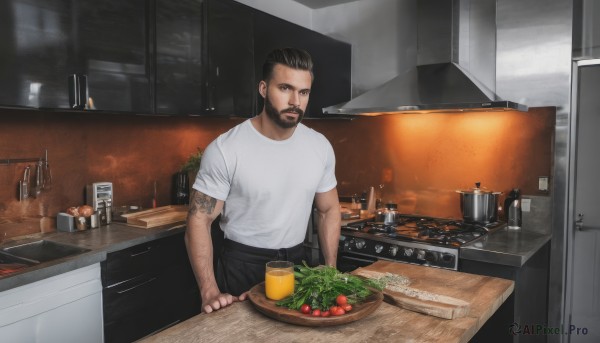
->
xmin=338 ymin=215 xmax=505 ymax=270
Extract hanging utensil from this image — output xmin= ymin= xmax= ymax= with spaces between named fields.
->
xmin=21 ymin=166 xmax=31 ymax=200
xmin=34 ymin=160 xmax=43 ymax=197
xmin=43 ymin=149 xmax=52 ymax=190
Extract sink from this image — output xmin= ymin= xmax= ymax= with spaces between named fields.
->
xmin=1 ymin=240 xmax=90 ymax=264
xmin=0 ymin=251 xmax=37 ymax=265
xmin=0 ymin=250 xmax=37 ymax=276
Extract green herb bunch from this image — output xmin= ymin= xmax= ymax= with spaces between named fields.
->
xmin=276 ymin=262 xmax=384 ymax=311
xmin=180 ymin=148 xmax=203 ymax=173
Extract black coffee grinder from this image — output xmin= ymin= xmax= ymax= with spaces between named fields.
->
xmin=173 ymin=172 xmax=189 ymax=205
xmin=504 ymin=188 xmax=522 ymax=229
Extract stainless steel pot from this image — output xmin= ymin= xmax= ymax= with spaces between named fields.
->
xmin=456 ymin=183 xmax=501 ymax=223
xmin=374 ymin=203 xmax=399 ymax=224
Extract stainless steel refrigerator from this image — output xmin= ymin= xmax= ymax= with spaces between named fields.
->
xmin=565 ymin=59 xmax=600 ymax=343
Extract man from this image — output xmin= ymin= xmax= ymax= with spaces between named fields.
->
xmin=185 ymin=48 xmax=341 ymax=314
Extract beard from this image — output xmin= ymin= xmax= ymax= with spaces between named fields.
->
xmin=264 ymin=94 xmax=305 ymax=129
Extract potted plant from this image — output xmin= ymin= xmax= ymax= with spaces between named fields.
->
xmin=176 ymin=148 xmax=202 ymax=204
xmin=181 ymin=148 xmax=203 ymax=176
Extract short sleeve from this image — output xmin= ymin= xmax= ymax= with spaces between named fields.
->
xmin=192 ymin=139 xmax=230 ymax=201
xmin=316 ymin=137 xmax=337 ymax=193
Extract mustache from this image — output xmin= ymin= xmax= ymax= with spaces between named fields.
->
xmin=281 ymin=107 xmax=304 ymax=116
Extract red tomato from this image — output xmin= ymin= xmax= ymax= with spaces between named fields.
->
xmin=332 ymin=307 xmax=346 ymax=316
xmin=321 ymin=310 xmax=331 ymax=317
xmin=311 ymin=309 xmax=321 ymax=317
xmin=329 ymin=305 xmax=340 ymax=313
xmin=336 ymin=294 xmax=348 ymax=306
xmin=300 ymin=304 xmax=311 ymax=314
xmin=343 ymin=304 xmax=353 ymax=312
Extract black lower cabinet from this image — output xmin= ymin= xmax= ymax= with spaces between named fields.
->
xmin=461 ymin=241 xmax=550 ymax=343
xmin=101 ymin=232 xmax=200 ymax=343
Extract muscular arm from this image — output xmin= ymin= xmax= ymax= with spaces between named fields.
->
xmin=185 ymin=190 xmax=245 ymax=313
xmin=314 ymin=188 xmax=341 ymax=266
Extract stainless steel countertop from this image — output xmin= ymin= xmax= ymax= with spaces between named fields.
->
xmin=0 ymin=222 xmax=186 ymax=292
xmin=460 ymin=227 xmax=552 ymax=267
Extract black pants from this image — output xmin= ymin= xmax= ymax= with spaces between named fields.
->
xmin=215 ymin=239 xmax=306 ymax=296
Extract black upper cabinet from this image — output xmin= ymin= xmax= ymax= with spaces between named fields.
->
xmin=0 ymin=0 xmax=152 ymax=113
xmin=155 ymin=0 xmax=254 ymax=116
xmin=155 ymin=0 xmax=204 ymax=115
xmin=0 ymin=0 xmax=349 ymax=117
xmin=0 ymin=0 xmax=73 ymax=109
xmin=253 ymin=11 xmax=351 ymax=118
xmin=205 ymin=0 xmax=255 ymax=117
xmin=161 ymin=0 xmax=350 ymax=117
xmin=76 ymin=0 xmax=153 ymax=113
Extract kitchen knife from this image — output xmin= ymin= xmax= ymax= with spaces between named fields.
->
xmin=34 ymin=160 xmax=42 ymax=197
xmin=22 ymin=166 xmax=30 ymax=199
xmin=43 ymin=149 xmax=52 ymax=190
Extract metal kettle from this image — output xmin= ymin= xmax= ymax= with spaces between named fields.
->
xmin=504 ymin=188 xmax=522 ymax=229
xmin=375 ymin=203 xmax=399 ymax=224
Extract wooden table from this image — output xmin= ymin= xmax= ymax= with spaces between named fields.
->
xmin=141 ymin=261 xmax=514 ymax=343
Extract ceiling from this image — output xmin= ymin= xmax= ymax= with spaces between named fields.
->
xmin=291 ymin=0 xmax=360 ymax=9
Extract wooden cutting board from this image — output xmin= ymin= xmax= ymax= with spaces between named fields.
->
xmin=121 ymin=205 xmax=188 ymax=228
xmin=352 ymin=261 xmax=473 ymax=319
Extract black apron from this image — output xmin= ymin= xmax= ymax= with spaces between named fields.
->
xmin=215 ymin=239 xmax=306 ymax=296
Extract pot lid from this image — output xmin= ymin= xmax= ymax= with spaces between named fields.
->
xmin=456 ymin=182 xmax=501 ymax=195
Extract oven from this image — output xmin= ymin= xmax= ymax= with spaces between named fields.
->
xmin=337 ymin=250 xmax=378 ymax=272
xmin=336 ymin=215 xmax=505 ymax=272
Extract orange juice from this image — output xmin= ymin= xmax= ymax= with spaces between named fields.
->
xmin=265 ymin=269 xmax=294 ymax=300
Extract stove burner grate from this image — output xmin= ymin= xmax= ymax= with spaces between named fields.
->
xmin=367 ymin=223 xmax=397 ymax=234
xmin=342 ymin=214 xmax=499 ymax=247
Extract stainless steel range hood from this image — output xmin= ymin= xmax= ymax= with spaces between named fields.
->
xmin=323 ymin=0 xmax=528 ymax=116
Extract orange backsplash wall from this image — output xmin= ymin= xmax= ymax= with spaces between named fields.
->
xmin=0 ymin=109 xmax=244 ymax=237
xmin=0 ymin=107 xmax=554 ymax=238
xmin=308 ymin=107 xmax=555 ymax=218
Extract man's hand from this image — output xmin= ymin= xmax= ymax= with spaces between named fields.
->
xmin=201 ymin=288 xmax=248 ymax=313
xmin=186 ymin=190 xmax=230 ymax=313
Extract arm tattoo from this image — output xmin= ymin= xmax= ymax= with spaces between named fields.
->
xmin=189 ymin=190 xmax=217 ymax=216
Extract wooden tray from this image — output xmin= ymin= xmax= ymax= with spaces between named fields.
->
xmin=121 ymin=205 xmax=188 ymax=228
xmin=247 ymin=282 xmax=383 ymax=327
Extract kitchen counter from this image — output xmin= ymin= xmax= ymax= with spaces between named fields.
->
xmin=140 ymin=260 xmax=514 ymax=343
xmin=460 ymin=227 xmax=552 ymax=267
xmin=0 ymin=222 xmax=186 ymax=292
xmin=0 ymin=218 xmax=523 ymax=342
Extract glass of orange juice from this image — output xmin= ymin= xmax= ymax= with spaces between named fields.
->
xmin=265 ymin=261 xmax=295 ymax=300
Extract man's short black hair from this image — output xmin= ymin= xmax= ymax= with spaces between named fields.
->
xmin=262 ymin=47 xmax=314 ymax=82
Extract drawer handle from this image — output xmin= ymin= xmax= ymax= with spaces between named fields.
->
xmin=130 ymin=246 xmax=152 ymax=257
xmin=117 ymin=277 xmax=157 ymax=294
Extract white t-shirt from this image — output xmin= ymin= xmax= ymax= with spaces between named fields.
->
xmin=193 ymin=119 xmax=337 ymax=249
